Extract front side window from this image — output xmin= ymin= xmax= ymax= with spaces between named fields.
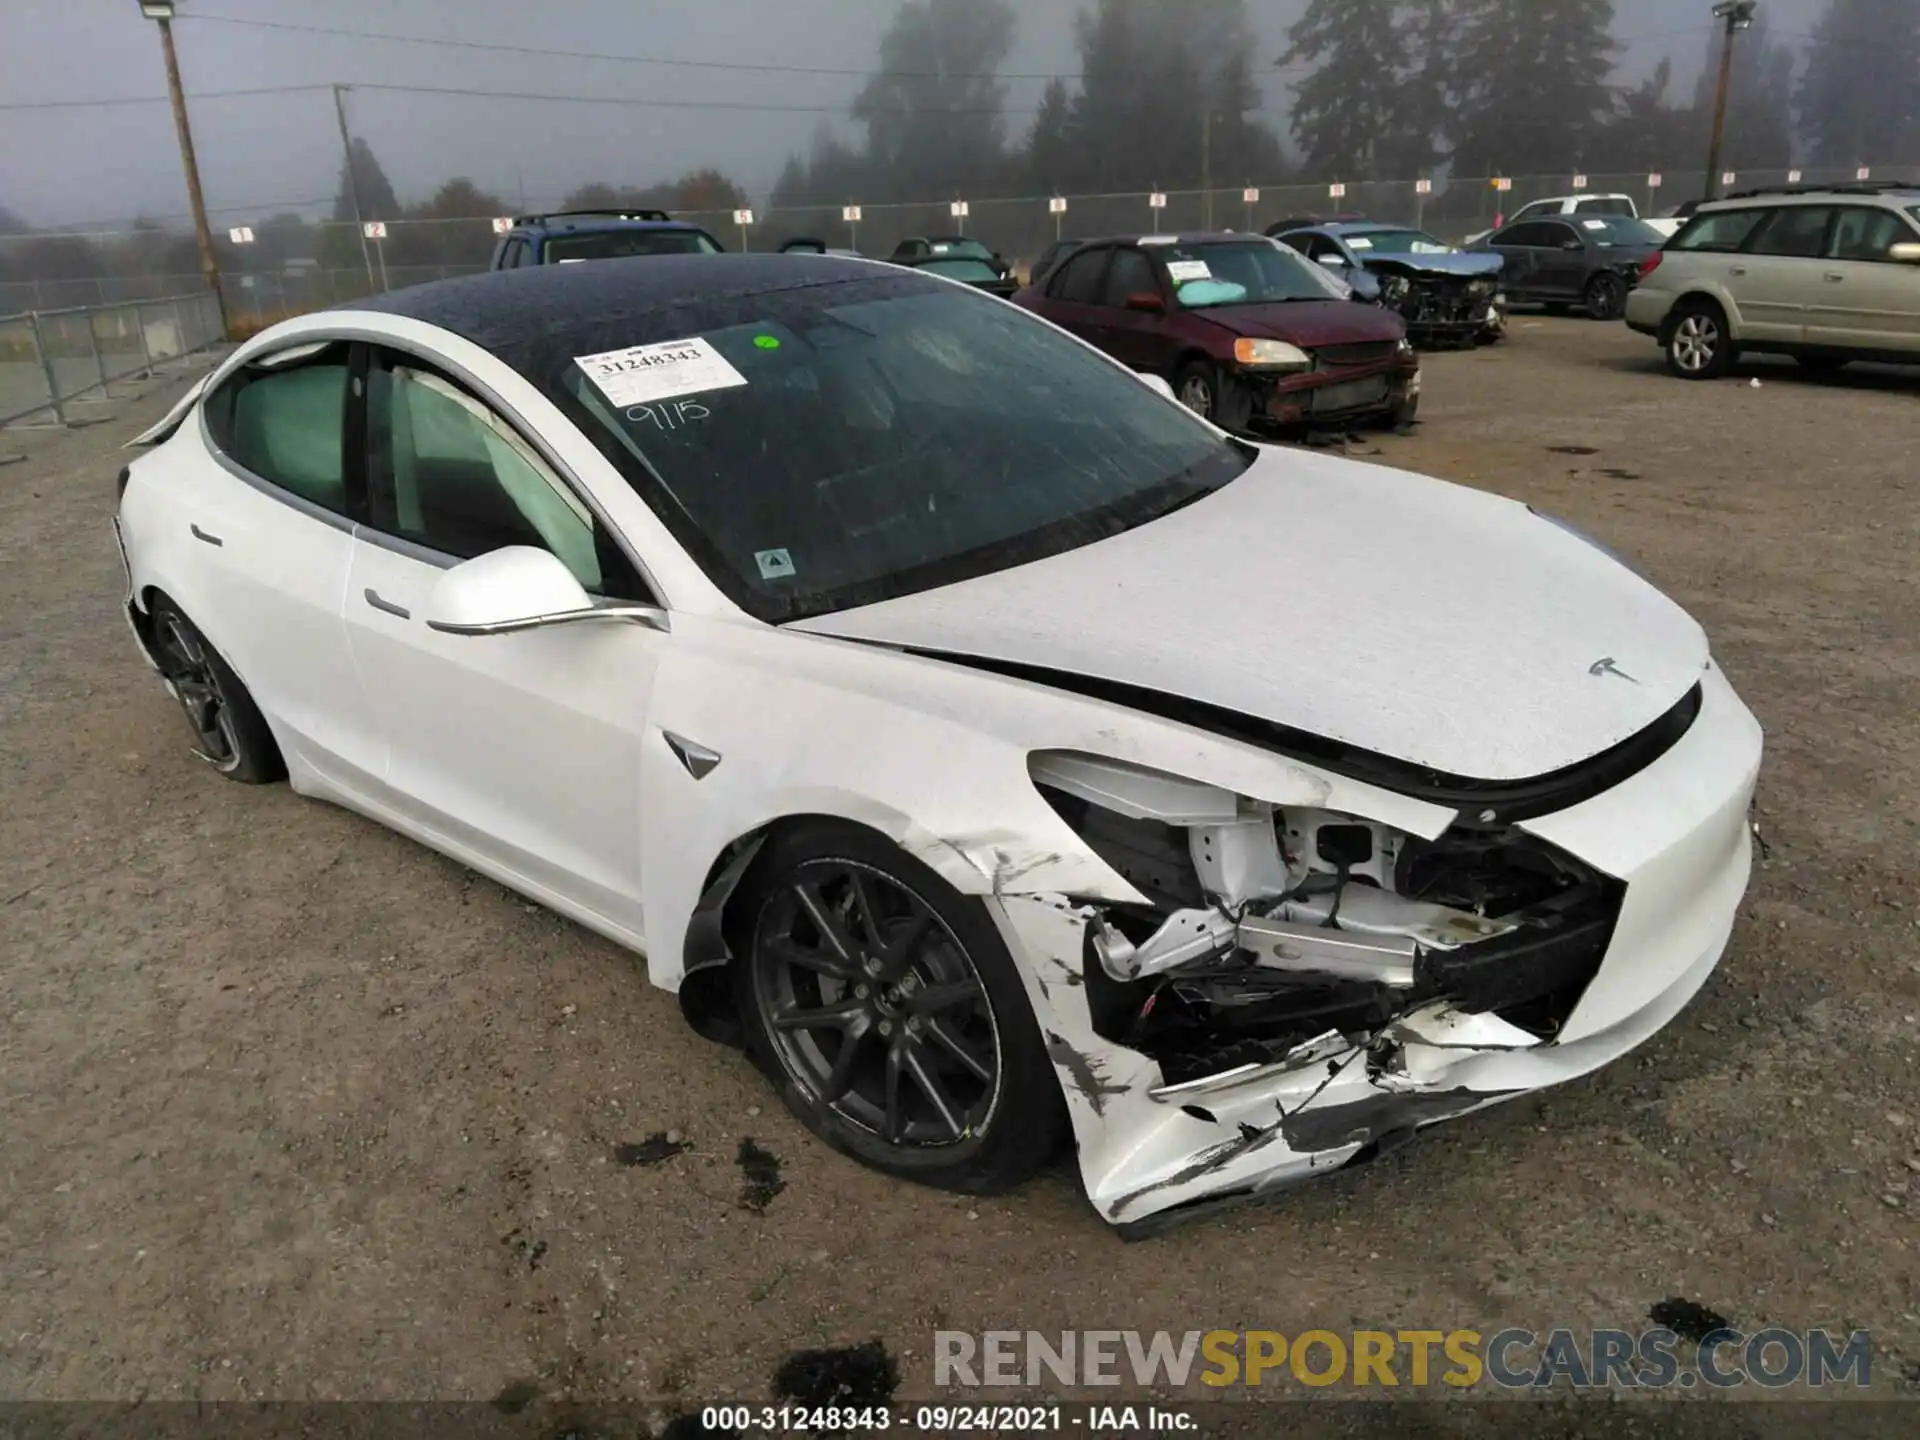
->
xmin=1828 ymin=207 xmax=1914 ymax=262
xmin=1100 ymin=248 xmax=1158 ymax=306
xmin=1161 ymin=240 xmax=1347 ymax=308
xmin=535 ymin=274 xmax=1249 ymax=621
xmin=1746 ymin=207 xmax=1835 ymax=259
xmin=365 ymin=355 xmax=631 ymax=596
xmin=541 ymin=229 xmax=721 ymax=263
xmin=203 ymin=345 xmax=351 ymax=514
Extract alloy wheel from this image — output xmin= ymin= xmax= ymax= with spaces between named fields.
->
xmin=751 ymin=860 xmax=1002 ymax=1147
xmin=155 ymin=611 xmax=241 ymax=770
xmin=1178 ymin=376 xmax=1214 ymax=418
xmin=1588 ymin=275 xmax=1623 ymax=319
xmin=1672 ymin=314 xmax=1718 ymax=374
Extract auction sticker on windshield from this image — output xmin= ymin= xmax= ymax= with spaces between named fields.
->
xmin=574 ymin=337 xmax=749 ymax=408
xmin=1166 ymin=260 xmax=1212 ymax=282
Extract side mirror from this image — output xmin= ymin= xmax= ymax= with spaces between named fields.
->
xmin=1563 ymin=238 xmax=1584 ymax=250
xmin=1889 ymin=242 xmax=1920 ymax=265
xmin=1139 ymin=374 xmax=1175 ymax=401
xmin=425 ymin=546 xmax=667 ymax=637
xmin=1125 ymin=291 xmax=1167 ymax=314
xmin=1316 ymin=253 xmax=1348 ymax=269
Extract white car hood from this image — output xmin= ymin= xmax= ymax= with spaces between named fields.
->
xmin=793 ymin=451 xmax=1708 ymax=782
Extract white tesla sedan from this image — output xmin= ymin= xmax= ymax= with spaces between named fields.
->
xmin=115 ymin=255 xmax=1761 ymax=1234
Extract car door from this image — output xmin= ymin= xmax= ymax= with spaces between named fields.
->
xmin=1731 ymin=205 xmax=1837 ymax=344
xmin=1807 ymin=205 xmax=1920 ymax=354
xmin=1530 ymin=220 xmax=1589 ymax=298
xmin=1093 ymin=245 xmax=1174 ymax=372
xmin=1487 ymin=222 xmax=1550 ymax=298
xmin=191 ymin=340 xmax=385 ymax=788
xmin=1036 ymin=245 xmax=1114 ymax=345
xmin=341 ymin=346 xmax=664 ymax=940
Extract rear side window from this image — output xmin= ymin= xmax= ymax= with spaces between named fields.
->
xmin=1746 ymin=207 xmax=1835 ymax=259
xmin=204 ymin=347 xmax=351 ymax=514
xmin=1828 ymin=207 xmax=1914 ymax=262
xmin=1496 ymin=222 xmax=1555 ymax=247
xmin=1050 ymin=247 xmax=1109 ymax=303
xmin=1670 ymin=210 xmax=1765 ymax=253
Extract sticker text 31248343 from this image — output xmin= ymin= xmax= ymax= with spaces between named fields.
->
xmin=574 ymin=337 xmax=749 ymax=409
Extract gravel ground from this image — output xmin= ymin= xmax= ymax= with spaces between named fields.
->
xmin=1 ymin=321 xmax=1916 ymax=1414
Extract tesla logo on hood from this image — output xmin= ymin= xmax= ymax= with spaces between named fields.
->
xmin=1588 ymin=657 xmax=1639 ymax=684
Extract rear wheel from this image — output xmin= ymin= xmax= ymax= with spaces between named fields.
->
xmin=734 ymin=823 xmax=1066 ymax=1194
xmin=1584 ymin=272 xmax=1627 ymax=321
xmin=1664 ymin=299 xmax=1735 ymax=380
xmin=148 ymin=597 xmax=283 ymax=783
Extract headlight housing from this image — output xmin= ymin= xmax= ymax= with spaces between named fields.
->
xmin=1232 ymin=338 xmax=1312 ymax=372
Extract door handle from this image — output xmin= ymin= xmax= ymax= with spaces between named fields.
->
xmin=363 ymin=588 xmax=411 ymax=620
xmin=189 ymin=523 xmax=223 ymax=547
xmin=1727 ymin=266 xmax=1748 ymax=277
xmin=1823 ymin=272 xmax=1845 ymax=283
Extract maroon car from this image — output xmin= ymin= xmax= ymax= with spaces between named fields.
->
xmin=1012 ymin=233 xmax=1419 ymax=433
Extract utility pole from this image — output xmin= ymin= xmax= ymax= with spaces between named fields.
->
xmin=333 ymin=85 xmax=380 ymax=294
xmin=1201 ymin=110 xmax=1214 ymax=230
xmin=1704 ymin=1 xmax=1758 ymax=201
xmin=140 ymin=2 xmax=228 ymax=338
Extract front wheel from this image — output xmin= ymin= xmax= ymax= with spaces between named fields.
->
xmin=1584 ymin=272 xmax=1627 ymax=321
xmin=734 ymin=823 xmax=1067 ymax=1194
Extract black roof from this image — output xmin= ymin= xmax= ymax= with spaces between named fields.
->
xmin=348 ymin=253 xmax=902 ymax=358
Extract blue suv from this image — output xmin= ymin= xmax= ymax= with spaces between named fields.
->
xmin=488 ymin=209 xmax=725 ymax=269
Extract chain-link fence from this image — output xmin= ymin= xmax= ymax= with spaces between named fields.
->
xmin=2 ymin=164 xmax=1908 ymax=335
xmin=1 ymin=292 xmax=224 ymax=428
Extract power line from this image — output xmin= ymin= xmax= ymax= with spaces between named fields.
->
xmin=0 ymin=84 xmax=332 ymax=113
xmin=178 ymin=9 xmax=1319 ymax=82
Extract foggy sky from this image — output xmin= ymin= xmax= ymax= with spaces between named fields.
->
xmin=3 ymin=0 xmax=1834 ymax=230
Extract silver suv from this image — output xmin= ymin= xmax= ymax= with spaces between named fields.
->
xmin=1624 ymin=184 xmax=1920 ymax=379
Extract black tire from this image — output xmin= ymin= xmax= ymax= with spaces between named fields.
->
xmin=1584 ymin=272 xmax=1627 ymax=321
xmin=148 ymin=596 xmax=284 ymax=784
xmin=1172 ymin=358 xmax=1252 ymax=433
xmin=732 ymin=821 xmax=1068 ymax=1194
xmin=1663 ymin=298 xmax=1735 ymax=380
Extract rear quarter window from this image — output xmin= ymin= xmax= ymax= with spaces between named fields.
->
xmin=1670 ymin=209 xmax=1765 ymax=253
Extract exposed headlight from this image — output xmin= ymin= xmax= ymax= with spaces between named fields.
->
xmin=1396 ymin=337 xmax=1415 ymax=356
xmin=1529 ymin=507 xmax=1645 ymax=579
xmin=1233 ymin=338 xmax=1312 ymax=371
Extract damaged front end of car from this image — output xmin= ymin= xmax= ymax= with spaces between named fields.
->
xmin=1370 ymin=261 xmax=1505 ymax=349
xmin=980 ymin=670 xmax=1757 ymax=1235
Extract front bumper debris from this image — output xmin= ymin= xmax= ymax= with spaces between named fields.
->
xmin=991 ymin=663 xmax=1761 ymax=1233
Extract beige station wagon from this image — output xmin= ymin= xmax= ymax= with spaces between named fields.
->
xmin=1624 ymin=185 xmax=1920 ymax=379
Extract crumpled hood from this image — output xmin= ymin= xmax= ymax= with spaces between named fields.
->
xmin=1193 ymin=300 xmax=1405 ymax=347
xmin=793 ymin=451 xmax=1709 ymax=783
xmin=1362 ymin=250 xmax=1505 ymax=280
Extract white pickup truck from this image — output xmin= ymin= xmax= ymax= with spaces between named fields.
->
xmin=1466 ymin=193 xmax=1683 ymax=246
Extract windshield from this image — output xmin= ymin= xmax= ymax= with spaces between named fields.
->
xmin=542 ymin=229 xmax=722 ymax=262
xmin=539 ymin=275 xmax=1248 ymax=621
xmin=927 ymin=238 xmax=994 ymax=262
xmin=1578 ymin=216 xmax=1664 ymax=246
xmin=918 ymin=258 xmax=1001 ymax=282
xmin=1159 ymin=241 xmax=1344 ymax=309
xmin=1344 ymin=229 xmax=1452 ymax=254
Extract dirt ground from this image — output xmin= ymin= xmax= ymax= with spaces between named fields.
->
xmin=1 ymin=319 xmax=1916 ymax=1415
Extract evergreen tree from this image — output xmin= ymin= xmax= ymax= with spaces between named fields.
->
xmin=1280 ymin=0 xmax=1410 ymax=179
xmin=1026 ymin=78 xmax=1076 ymax=192
xmin=1797 ymin=0 xmax=1920 ymax=167
xmin=330 ymin=138 xmax=400 ymax=224
xmin=851 ymin=0 xmax=1015 ymax=203
xmin=1390 ymin=0 xmax=1457 ymax=177
xmin=1589 ymin=58 xmax=1695 ymax=172
xmin=1452 ymin=0 xmax=1618 ymax=177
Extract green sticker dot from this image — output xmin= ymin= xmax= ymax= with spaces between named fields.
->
xmin=754 ymin=335 xmax=781 ymax=350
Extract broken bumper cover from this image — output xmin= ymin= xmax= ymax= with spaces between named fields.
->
xmin=991 ymin=662 xmax=1761 ymax=1230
